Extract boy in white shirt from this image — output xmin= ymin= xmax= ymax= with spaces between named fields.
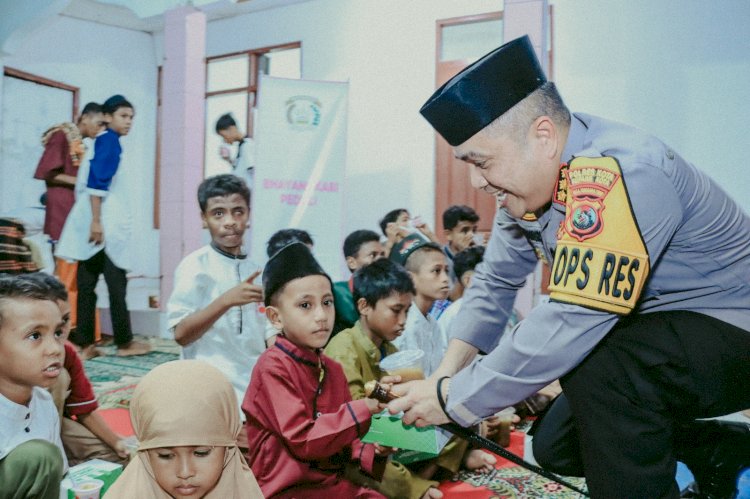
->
xmin=389 ymin=234 xmax=451 ymax=376
xmin=0 ymin=275 xmax=68 ymax=498
xmin=167 ymin=175 xmax=269 ymax=451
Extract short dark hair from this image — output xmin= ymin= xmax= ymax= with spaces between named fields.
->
xmin=19 ymin=273 xmax=68 ymax=302
xmin=102 ymin=94 xmax=133 ymax=115
xmin=453 ymin=245 xmax=485 ymax=281
xmin=197 ymin=174 xmax=250 ymax=213
xmin=353 ymin=259 xmax=415 ymax=308
xmin=215 ymin=113 xmax=237 ymax=133
xmin=343 ymin=230 xmax=381 ymax=258
xmin=0 ymin=274 xmax=56 ymax=328
xmin=443 ymin=205 xmax=479 ymax=230
xmin=379 ymin=208 xmax=408 ymax=235
xmin=80 ymin=102 xmax=102 ymax=116
xmin=403 ymin=243 xmax=444 ymax=273
xmin=266 ymin=229 xmax=314 ymax=258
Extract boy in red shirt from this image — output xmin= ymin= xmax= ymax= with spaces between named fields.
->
xmin=243 ymin=243 xmax=389 ymax=498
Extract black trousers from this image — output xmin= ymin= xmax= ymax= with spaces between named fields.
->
xmin=72 ymin=250 xmax=133 ymax=347
xmin=531 ymin=311 xmax=750 ymax=499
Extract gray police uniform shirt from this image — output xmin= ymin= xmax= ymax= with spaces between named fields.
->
xmin=447 ymin=113 xmax=750 ymax=427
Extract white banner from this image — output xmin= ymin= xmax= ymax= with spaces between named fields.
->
xmin=251 ymin=76 xmax=348 ymax=278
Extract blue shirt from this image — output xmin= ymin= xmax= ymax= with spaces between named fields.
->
xmin=447 ymin=113 xmax=750 ymax=426
xmin=86 ymin=128 xmax=121 ymax=196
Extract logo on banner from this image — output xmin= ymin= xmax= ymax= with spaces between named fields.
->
xmin=285 ymin=95 xmax=322 ymax=130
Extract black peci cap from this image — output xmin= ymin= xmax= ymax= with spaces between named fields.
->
xmin=420 ymin=35 xmax=547 ymax=146
xmin=389 ymin=233 xmax=441 ymax=267
xmin=263 ymin=242 xmax=331 ymax=306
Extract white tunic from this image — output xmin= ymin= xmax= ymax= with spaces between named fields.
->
xmin=0 ymin=387 xmax=68 ymax=472
xmin=55 ymin=130 xmax=132 ymax=269
xmin=393 ymin=301 xmax=448 ymax=377
xmin=167 ymin=244 xmax=269 ymax=417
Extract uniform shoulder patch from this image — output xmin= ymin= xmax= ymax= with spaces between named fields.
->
xmin=548 ymin=156 xmax=650 ymax=315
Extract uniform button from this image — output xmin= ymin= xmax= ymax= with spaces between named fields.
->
xmin=666 ymin=149 xmax=675 ymax=160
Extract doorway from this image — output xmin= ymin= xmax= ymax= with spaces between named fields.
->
xmin=433 ymin=13 xmax=503 ymax=240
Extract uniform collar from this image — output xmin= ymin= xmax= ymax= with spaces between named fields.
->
xmin=561 ymin=113 xmax=589 ymax=165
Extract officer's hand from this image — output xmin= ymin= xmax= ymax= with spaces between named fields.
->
xmin=386 ymin=377 xmax=450 ymax=427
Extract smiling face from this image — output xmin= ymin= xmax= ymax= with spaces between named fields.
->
xmin=268 ymin=275 xmax=334 ymax=351
xmin=359 ymin=292 xmax=412 ymax=346
xmin=454 ymin=119 xmax=560 ymax=219
xmin=201 ymin=193 xmax=249 ymax=256
xmin=148 ymin=446 xmax=226 ymax=499
xmin=107 ymin=106 xmax=134 ymax=136
xmin=0 ymin=298 xmax=64 ymax=404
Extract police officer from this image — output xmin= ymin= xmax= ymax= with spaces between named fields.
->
xmin=386 ymin=36 xmax=750 ymax=498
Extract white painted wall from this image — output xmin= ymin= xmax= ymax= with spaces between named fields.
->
xmin=0 ymin=14 xmax=159 ymax=308
xmin=551 ymin=0 xmax=750 ymax=213
xmin=201 ymin=0 xmax=503 ymax=240
xmin=2 ymin=0 xmax=748 ymax=302
xmin=199 ymin=0 xmax=749 ymax=242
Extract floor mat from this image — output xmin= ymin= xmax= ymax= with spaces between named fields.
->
xmin=83 ymin=337 xmax=588 ymax=497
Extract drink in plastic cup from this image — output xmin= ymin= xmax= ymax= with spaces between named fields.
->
xmin=493 ymin=407 xmax=516 ymax=447
xmin=379 ymin=349 xmax=425 ymax=382
xmin=71 ymin=478 xmax=104 ymax=499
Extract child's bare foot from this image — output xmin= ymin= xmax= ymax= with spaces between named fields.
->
xmin=463 ymin=449 xmax=496 ymax=474
xmin=79 ymin=344 xmax=105 ymax=360
xmin=116 ymin=340 xmax=152 ymax=356
xmin=420 ymin=487 xmax=443 ymax=499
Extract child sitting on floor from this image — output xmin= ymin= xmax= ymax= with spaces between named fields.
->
xmin=243 ymin=242 xmax=390 ymax=498
xmin=327 ymin=259 xmax=495 ymax=496
xmin=167 ymin=174 xmax=269 ymax=451
xmin=389 ymin=234 xmax=451 ymax=375
xmin=326 ymin=258 xmax=443 ymax=499
xmin=106 ymin=360 xmax=263 ymax=498
xmin=0 ymin=274 xmax=67 ymax=498
xmin=332 ymin=229 xmax=386 ymax=336
xmin=23 ymin=272 xmax=129 ymax=465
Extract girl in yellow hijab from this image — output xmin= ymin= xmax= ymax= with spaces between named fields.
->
xmin=106 ymin=360 xmax=263 ymax=498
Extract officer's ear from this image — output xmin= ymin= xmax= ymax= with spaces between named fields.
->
xmin=532 ymin=115 xmax=558 ymax=159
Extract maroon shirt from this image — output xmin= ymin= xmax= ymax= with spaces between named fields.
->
xmin=243 ymin=336 xmax=385 ymax=498
xmin=34 ymin=130 xmax=76 ymax=241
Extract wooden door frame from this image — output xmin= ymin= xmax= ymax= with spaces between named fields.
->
xmin=434 ymin=12 xmax=503 ymax=241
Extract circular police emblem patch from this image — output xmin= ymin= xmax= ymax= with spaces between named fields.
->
xmin=572 ymin=205 xmax=597 ymax=231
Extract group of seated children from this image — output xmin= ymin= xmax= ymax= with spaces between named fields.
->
xmin=0 ymin=172 xmax=504 ymax=498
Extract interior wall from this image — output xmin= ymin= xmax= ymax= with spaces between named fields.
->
xmin=0 ymin=14 xmax=159 ymax=307
xmin=200 ymin=0 xmax=749 ymax=244
xmin=200 ymin=0 xmax=503 ymax=241
xmin=551 ymin=0 xmax=750 ymax=212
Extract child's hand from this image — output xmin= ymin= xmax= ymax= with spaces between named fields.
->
xmin=364 ymin=396 xmax=386 ymax=414
xmin=379 ymin=374 xmax=402 ymax=385
xmin=114 ymin=439 xmax=130 ymax=459
xmin=222 ymin=270 xmax=263 ymax=307
xmin=373 ymin=443 xmax=397 ymax=457
xmin=89 ymin=221 xmax=104 ymax=244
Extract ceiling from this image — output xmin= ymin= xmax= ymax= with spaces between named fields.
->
xmin=60 ymin=0 xmax=312 ymax=32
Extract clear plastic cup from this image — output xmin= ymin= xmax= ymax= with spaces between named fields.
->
xmin=379 ymin=349 xmax=425 ymax=381
xmin=71 ymin=478 xmax=104 ymax=499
